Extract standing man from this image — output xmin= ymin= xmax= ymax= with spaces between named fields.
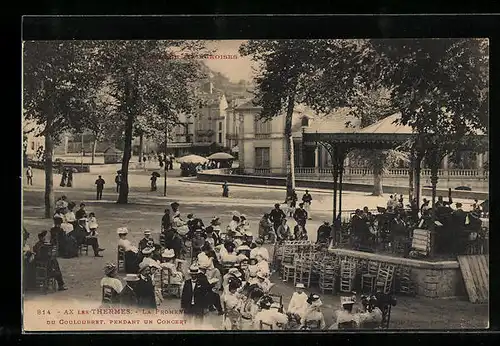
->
xmin=293 ymin=203 xmax=308 ymax=227
xmin=115 ymin=172 xmax=122 ymax=193
xmin=302 ymin=190 xmax=313 ymax=220
xmin=222 ymin=181 xmax=229 ymax=197
xmin=95 ymin=175 xmax=105 ymax=200
xmin=269 ymin=204 xmax=287 ymax=234
xmin=181 ymin=265 xmax=211 ymax=326
xmin=169 ymin=154 xmax=174 ymax=170
xmin=26 ymin=166 xmax=33 ymax=185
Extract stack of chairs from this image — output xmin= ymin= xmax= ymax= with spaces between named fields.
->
xmin=293 ymin=251 xmax=315 ymax=288
xmin=339 ymin=258 xmax=357 ymax=293
xmin=361 ymin=261 xmax=380 ymax=294
xmin=318 ymin=255 xmax=339 ymax=294
xmin=376 ymin=263 xmax=396 ymax=294
xmin=395 ymin=265 xmax=415 ymax=296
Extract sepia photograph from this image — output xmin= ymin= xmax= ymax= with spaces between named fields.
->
xmin=22 ymin=37 xmax=489 ymax=331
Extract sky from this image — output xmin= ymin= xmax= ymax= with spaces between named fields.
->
xmin=201 ymin=40 xmax=258 ymax=83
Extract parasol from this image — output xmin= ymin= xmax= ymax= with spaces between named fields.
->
xmin=152 ymin=172 xmax=161 ymax=177
xmin=207 ymin=152 xmax=234 ymax=160
xmin=176 ymin=154 xmax=208 ymax=165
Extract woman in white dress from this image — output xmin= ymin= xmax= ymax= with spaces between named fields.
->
xmin=222 ymin=280 xmax=244 ymax=330
xmin=299 ymin=294 xmax=326 ymax=330
xmin=160 ymin=249 xmax=184 ymax=287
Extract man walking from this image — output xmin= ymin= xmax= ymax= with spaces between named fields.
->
xmin=26 ymin=166 xmax=33 ymax=185
xmin=115 ymin=172 xmax=122 ymax=193
xmin=95 ymin=175 xmax=105 ymax=200
xmin=302 ymin=190 xmax=313 ymax=220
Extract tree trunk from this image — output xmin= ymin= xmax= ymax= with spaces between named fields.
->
xmin=44 ymin=132 xmax=55 ymax=218
xmin=91 ymin=138 xmax=97 ymax=164
xmin=372 ymin=171 xmax=383 ymax=196
xmin=117 ymin=75 xmax=135 ymax=204
xmin=408 ymin=154 xmax=414 ymax=201
xmin=284 ymin=93 xmax=296 ymax=201
xmin=139 ymin=132 xmax=144 ymax=163
xmin=414 ymin=157 xmax=422 ymax=207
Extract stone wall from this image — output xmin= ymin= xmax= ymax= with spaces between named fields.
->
xmin=330 ymin=248 xmax=467 ymax=299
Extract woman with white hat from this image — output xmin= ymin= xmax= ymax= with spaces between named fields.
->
xmin=101 ymin=263 xmax=123 ymax=304
xmin=329 ymin=296 xmax=360 ymax=330
xmin=222 ymin=280 xmax=244 ymax=330
xmin=255 ymin=253 xmax=271 ymax=279
xmin=119 ymin=274 xmax=140 ymax=307
xmin=253 ymin=295 xmax=288 ymax=330
xmin=117 ymin=228 xmax=140 ymax=273
xmin=299 ymin=293 xmax=326 ymax=330
xmin=287 ymin=283 xmax=308 ymax=323
xmin=256 ymin=272 xmax=274 ymax=293
xmin=249 ymin=238 xmax=270 ymax=262
xmin=240 ymin=286 xmax=264 ymax=330
xmin=139 ymin=247 xmax=162 ymax=271
xmin=199 ymin=254 xmax=224 ymax=315
xmin=160 ymin=248 xmax=185 ymax=288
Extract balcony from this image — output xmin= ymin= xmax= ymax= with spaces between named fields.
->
xmin=226 ymin=133 xmax=239 ymax=140
xmin=255 ymin=133 xmax=271 ymax=139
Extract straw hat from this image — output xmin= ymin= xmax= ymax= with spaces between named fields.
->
xmin=228 ymin=268 xmax=242 ymax=277
xmin=236 ymin=245 xmax=251 ymax=253
xmin=237 ymin=254 xmax=248 ymax=262
xmin=295 ymin=283 xmax=305 ymax=289
xmin=161 ymin=249 xmax=175 ymax=258
xmin=125 ymin=274 xmax=140 ymax=282
xmin=104 ymin=263 xmax=117 ymax=276
xmin=143 ymin=230 xmax=152 ymax=235
xmin=189 ymin=264 xmax=201 ymax=274
xmin=138 ymin=262 xmax=150 ymax=271
xmin=232 ymin=211 xmax=241 ymax=218
xmin=142 ymin=247 xmax=154 ymax=255
xmin=341 ymin=296 xmax=355 ymax=306
xmin=117 ymin=227 xmax=128 ymax=235
xmin=244 ymin=231 xmax=253 ymax=237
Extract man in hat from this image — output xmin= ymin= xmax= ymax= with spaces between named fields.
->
xmin=33 ymin=231 xmax=68 ymax=291
xmin=119 ymin=274 xmax=140 ymax=307
xmin=163 ymin=226 xmax=184 ymax=259
xmin=300 ymin=294 xmax=326 ymax=330
xmin=242 ymin=231 xmax=256 ymax=249
xmin=50 ymin=214 xmax=66 ymax=257
xmin=239 ymin=214 xmax=250 ymax=232
xmin=258 ymin=213 xmax=274 ymax=243
xmin=115 ymin=171 xmax=122 ymax=193
xmin=249 ymin=239 xmax=270 ymax=262
xmin=26 ymin=165 xmax=33 ymax=185
xmin=78 ymin=217 xmax=105 ymax=257
xmin=161 ymin=209 xmax=171 ymax=233
xmin=302 ymin=190 xmax=313 ymax=219
xmin=222 ymin=181 xmax=229 ymax=198
xmin=205 ymin=220 xmax=221 ymax=248
xmin=138 ymin=230 xmax=155 ymax=253
xmin=293 ymin=203 xmax=308 ymax=227
xmin=254 ymin=296 xmax=288 ymax=330
xmin=198 ymin=255 xmax=223 ymax=315
xmin=269 ymin=204 xmax=286 ymax=234
xmin=287 ymin=283 xmax=308 ymax=323
xmin=95 ymin=175 xmax=106 ymax=200
xmin=55 ymin=195 xmax=69 ymax=215
xmin=75 ymin=203 xmax=87 ymax=220
xmin=181 ymin=265 xmax=211 ymax=326
xmin=420 ymin=198 xmax=430 ymax=216
xmin=294 ymin=223 xmax=308 ymax=241
xmin=136 ymin=262 xmax=157 ymax=309
xmin=316 ymin=221 xmax=331 ymax=245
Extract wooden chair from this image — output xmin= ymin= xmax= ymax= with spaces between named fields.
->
xmin=282 ymin=264 xmax=295 ymax=282
xmin=340 ymin=260 xmax=356 ymax=293
xmin=102 ymin=285 xmax=119 ymax=304
xmin=268 ymin=294 xmax=284 ymax=313
xmin=117 ymin=247 xmax=126 ymax=273
xmin=161 ymin=268 xmax=182 ymax=298
xmin=35 ymin=260 xmax=57 ymax=294
xmin=361 ymin=261 xmax=380 ymax=294
xmin=79 ymin=242 xmax=89 ymax=256
xmin=259 ymin=321 xmax=274 ymax=330
xmin=376 ymin=264 xmax=396 ymax=294
xmin=338 ymin=320 xmax=357 ymax=329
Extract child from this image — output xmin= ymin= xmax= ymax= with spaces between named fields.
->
xmin=88 ymin=212 xmax=99 ymax=236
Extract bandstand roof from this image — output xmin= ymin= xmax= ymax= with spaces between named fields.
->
xmin=303 ymin=112 xmax=412 ymax=149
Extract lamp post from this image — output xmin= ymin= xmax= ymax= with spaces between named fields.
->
xmin=164 ymin=126 xmax=168 ymax=197
xmin=81 ymin=133 xmax=84 ymax=169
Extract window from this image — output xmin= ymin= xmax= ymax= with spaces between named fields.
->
xmin=218 ymin=133 xmax=222 ymax=144
xmin=31 ymin=141 xmax=35 ymax=150
xmin=255 ymin=147 xmax=270 ymax=168
xmin=255 ymin=118 xmax=272 ymax=138
xmin=301 ymin=116 xmax=309 ymax=127
xmin=218 ymin=122 xmax=222 ymax=131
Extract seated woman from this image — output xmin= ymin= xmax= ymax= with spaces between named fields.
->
xmin=160 ymin=249 xmax=184 ymax=286
xmin=222 ymin=280 xmax=244 ymax=330
xmin=100 ymin=263 xmax=123 ymax=305
xmin=299 ymin=294 xmax=326 ymax=330
xmin=240 ymin=286 xmax=264 ymax=330
xmin=255 ymin=253 xmax=270 ymax=279
xmin=220 ymin=241 xmax=238 ymax=264
xmin=329 ymin=296 xmax=360 ymax=330
xmin=65 ymin=203 xmax=77 ymax=229
xmin=256 ymin=272 xmax=274 ymax=293
xmin=117 ymin=227 xmax=140 ymax=274
xmin=294 ymin=224 xmax=308 ymax=240
xmin=357 ymin=295 xmax=383 ymax=329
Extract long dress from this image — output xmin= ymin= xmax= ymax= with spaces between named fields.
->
xmin=135 ymin=276 xmax=157 ymax=309
xmin=161 ymin=262 xmax=184 ymax=285
xmin=240 ymin=298 xmax=259 ymax=330
xmin=222 ymin=292 xmax=243 ymax=330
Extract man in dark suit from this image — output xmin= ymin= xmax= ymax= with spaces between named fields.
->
xmin=181 ymin=265 xmax=211 ymax=327
xmin=451 ymin=202 xmax=467 ymax=254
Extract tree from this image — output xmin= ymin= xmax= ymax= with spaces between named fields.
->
xmin=239 ymin=40 xmax=325 ymax=201
xmin=23 ymin=41 xmax=105 ymax=218
xmin=94 ymin=40 xmax=207 ymax=203
xmin=367 ymin=38 xmax=489 ymax=206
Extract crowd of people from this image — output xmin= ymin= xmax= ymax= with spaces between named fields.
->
xmin=90 ymin=197 xmax=393 ymax=330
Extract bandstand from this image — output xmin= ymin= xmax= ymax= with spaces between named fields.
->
xmin=300 ymin=113 xmax=489 ymax=301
